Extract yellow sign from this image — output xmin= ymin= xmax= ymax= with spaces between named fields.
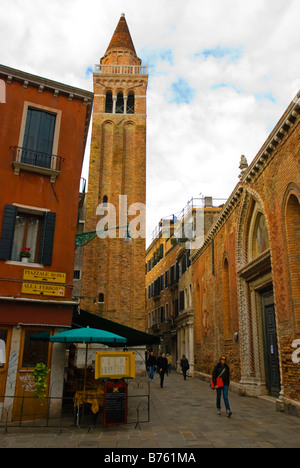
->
xmin=23 ymin=269 xmax=66 ymax=283
xmin=21 ymin=282 xmax=65 ymax=297
xmin=95 ymin=352 xmax=135 ymax=379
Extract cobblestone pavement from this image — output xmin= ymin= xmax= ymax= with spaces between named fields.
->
xmin=1 ymin=372 xmax=300 ymax=448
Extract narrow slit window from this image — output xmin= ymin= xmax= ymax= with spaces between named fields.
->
xmin=105 ymin=91 xmax=113 ymax=113
xmin=127 ymin=92 xmax=135 ymax=114
xmin=116 ymin=92 xmax=124 ymax=114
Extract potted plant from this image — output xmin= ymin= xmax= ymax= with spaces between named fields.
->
xmin=20 ymin=247 xmax=31 ymax=263
xmin=32 ymin=363 xmax=50 ymax=405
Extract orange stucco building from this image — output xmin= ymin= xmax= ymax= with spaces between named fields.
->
xmin=0 ymin=64 xmax=93 ymax=419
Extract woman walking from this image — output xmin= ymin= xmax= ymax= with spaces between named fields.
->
xmin=180 ymin=355 xmax=190 ymax=380
xmin=212 ymin=356 xmax=232 ymax=417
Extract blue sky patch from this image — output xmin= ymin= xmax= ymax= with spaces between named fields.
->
xmin=211 ymin=82 xmax=243 ymax=94
xmin=166 ymin=77 xmax=196 ymax=105
xmin=254 ymin=91 xmax=276 ymax=104
xmin=194 ymin=46 xmax=244 ymax=63
xmin=85 ymin=66 xmax=93 ymax=79
xmin=140 ymin=47 xmax=174 ymax=71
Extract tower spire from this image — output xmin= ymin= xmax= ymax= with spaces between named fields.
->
xmin=105 ymin=13 xmax=137 ymax=56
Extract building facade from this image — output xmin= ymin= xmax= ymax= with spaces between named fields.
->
xmin=0 ymin=64 xmax=93 ymax=420
xmin=81 ymin=14 xmax=148 ymax=332
xmin=146 ymin=198 xmax=222 ymax=372
xmin=192 ymin=93 xmax=300 ymax=415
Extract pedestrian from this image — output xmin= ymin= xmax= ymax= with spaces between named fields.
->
xmin=166 ymin=353 xmax=172 ymax=373
xmin=147 ymin=351 xmax=157 ymax=381
xmin=212 ymin=355 xmax=232 ymax=417
xmin=180 ymin=354 xmax=190 ymax=380
xmin=157 ymin=353 xmax=168 ymax=388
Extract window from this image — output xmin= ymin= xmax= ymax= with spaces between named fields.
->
xmin=73 ymin=270 xmax=81 ymax=280
xmin=0 ymin=204 xmax=56 ymax=265
xmin=252 ymin=212 xmax=270 ymax=258
xmin=22 ymin=108 xmax=56 ymax=168
xmin=0 ymin=329 xmax=7 ymax=367
xmin=127 ymin=92 xmax=135 ymax=114
xmin=116 ymin=92 xmax=124 ymax=114
xmin=22 ymin=329 xmax=49 ymax=368
xmin=98 ymin=293 xmax=104 ymax=303
xmin=105 ymin=91 xmax=113 ymax=113
xmin=11 ymin=212 xmax=43 ymax=263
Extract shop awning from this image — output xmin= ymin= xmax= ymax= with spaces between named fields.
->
xmin=72 ymin=309 xmax=160 ymax=347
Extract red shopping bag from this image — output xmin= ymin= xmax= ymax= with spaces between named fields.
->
xmin=210 ymin=377 xmax=224 ymax=389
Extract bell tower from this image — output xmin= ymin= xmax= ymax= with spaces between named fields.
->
xmin=81 ymin=14 xmax=148 ymax=331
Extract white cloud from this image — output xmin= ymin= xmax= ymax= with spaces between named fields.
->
xmin=1 ymin=0 xmax=299 ymax=245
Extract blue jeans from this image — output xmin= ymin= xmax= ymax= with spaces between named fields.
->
xmin=149 ymin=366 xmax=155 ymax=381
xmin=216 ymin=385 xmax=230 ymax=411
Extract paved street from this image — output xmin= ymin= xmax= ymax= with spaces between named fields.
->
xmin=1 ymin=372 xmax=300 ymax=448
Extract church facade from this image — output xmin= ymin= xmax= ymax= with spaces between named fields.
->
xmin=192 ymin=93 xmax=300 ymax=416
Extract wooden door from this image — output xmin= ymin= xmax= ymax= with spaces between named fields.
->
xmin=12 ymin=328 xmax=51 ymax=422
xmin=263 ymin=300 xmax=281 ymax=398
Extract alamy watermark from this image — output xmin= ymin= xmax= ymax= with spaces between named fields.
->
xmin=96 ymin=195 xmax=204 ymax=250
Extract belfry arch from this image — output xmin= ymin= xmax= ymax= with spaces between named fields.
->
xmin=237 ymin=189 xmax=281 ymax=398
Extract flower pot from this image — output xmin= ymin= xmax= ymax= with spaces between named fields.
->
xmin=21 ymin=257 xmax=29 ymax=263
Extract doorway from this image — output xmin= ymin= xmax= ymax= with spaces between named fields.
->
xmin=261 ymin=291 xmax=281 ymax=398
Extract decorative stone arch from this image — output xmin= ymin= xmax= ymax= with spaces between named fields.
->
xmin=283 ymin=183 xmax=300 ymax=334
xmin=222 ymin=252 xmax=232 ymax=341
xmin=236 ymin=188 xmax=276 ymax=396
xmin=0 ymin=79 xmax=6 ymax=103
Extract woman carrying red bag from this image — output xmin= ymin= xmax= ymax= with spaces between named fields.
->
xmin=212 ymin=356 xmax=232 ymax=417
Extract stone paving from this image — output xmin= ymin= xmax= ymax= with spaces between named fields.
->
xmin=1 ymin=372 xmax=300 ymax=448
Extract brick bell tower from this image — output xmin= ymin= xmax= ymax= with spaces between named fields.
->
xmin=81 ymin=14 xmax=148 ymax=331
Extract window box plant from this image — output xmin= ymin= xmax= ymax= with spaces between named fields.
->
xmin=20 ymin=247 xmax=31 ymax=262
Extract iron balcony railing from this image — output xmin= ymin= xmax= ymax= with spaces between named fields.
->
xmin=10 ymin=146 xmax=64 ymax=172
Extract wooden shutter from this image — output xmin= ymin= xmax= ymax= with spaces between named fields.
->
xmin=0 ymin=205 xmax=17 ymax=260
xmin=39 ymin=212 xmax=56 ymax=265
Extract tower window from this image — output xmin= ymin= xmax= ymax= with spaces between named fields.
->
xmin=105 ymin=91 xmax=113 ymax=113
xmin=103 ymin=195 xmax=108 ymax=206
xmin=116 ymin=92 xmax=124 ymax=114
xmin=127 ymin=92 xmax=135 ymax=114
xmin=98 ymin=293 xmax=104 ymax=303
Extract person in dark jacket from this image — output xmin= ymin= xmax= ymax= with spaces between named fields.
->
xmin=212 ymin=356 xmax=232 ymax=417
xmin=147 ymin=351 xmax=157 ymax=381
xmin=156 ymin=353 xmax=168 ymax=388
xmin=180 ymin=355 xmax=190 ymax=380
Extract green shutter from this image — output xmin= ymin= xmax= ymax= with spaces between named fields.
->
xmin=39 ymin=212 xmax=56 ymax=265
xmin=0 ymin=205 xmax=17 ymax=260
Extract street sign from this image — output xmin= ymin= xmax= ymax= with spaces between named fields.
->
xmin=23 ymin=269 xmax=66 ymax=283
xmin=21 ymin=282 xmax=65 ymax=297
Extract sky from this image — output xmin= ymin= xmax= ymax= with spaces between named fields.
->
xmin=1 ymin=0 xmax=299 ymax=245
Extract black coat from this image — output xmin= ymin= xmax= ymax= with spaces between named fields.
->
xmin=181 ymin=359 xmax=189 ymax=371
xmin=147 ymin=355 xmax=157 ymax=366
xmin=212 ymin=363 xmax=230 ymax=386
xmin=157 ymin=356 xmax=168 ymax=373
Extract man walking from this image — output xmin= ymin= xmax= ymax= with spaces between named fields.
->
xmin=157 ymin=353 xmax=168 ymax=388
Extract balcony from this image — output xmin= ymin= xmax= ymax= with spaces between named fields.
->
xmin=11 ymin=146 xmax=64 ymax=183
xmin=94 ymin=64 xmax=148 ymax=75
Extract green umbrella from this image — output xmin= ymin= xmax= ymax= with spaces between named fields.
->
xmin=50 ymin=327 xmax=127 ymax=392
xmin=50 ymin=327 xmax=126 ymax=345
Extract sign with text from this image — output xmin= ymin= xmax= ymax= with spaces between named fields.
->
xmin=23 ymin=269 xmax=66 ymax=283
xmin=104 ymin=380 xmax=127 ymax=427
xmin=95 ymin=352 xmax=135 ymax=379
xmin=21 ymin=282 xmax=65 ymax=297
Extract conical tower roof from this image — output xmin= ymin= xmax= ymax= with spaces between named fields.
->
xmin=105 ymin=13 xmax=137 ymax=56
